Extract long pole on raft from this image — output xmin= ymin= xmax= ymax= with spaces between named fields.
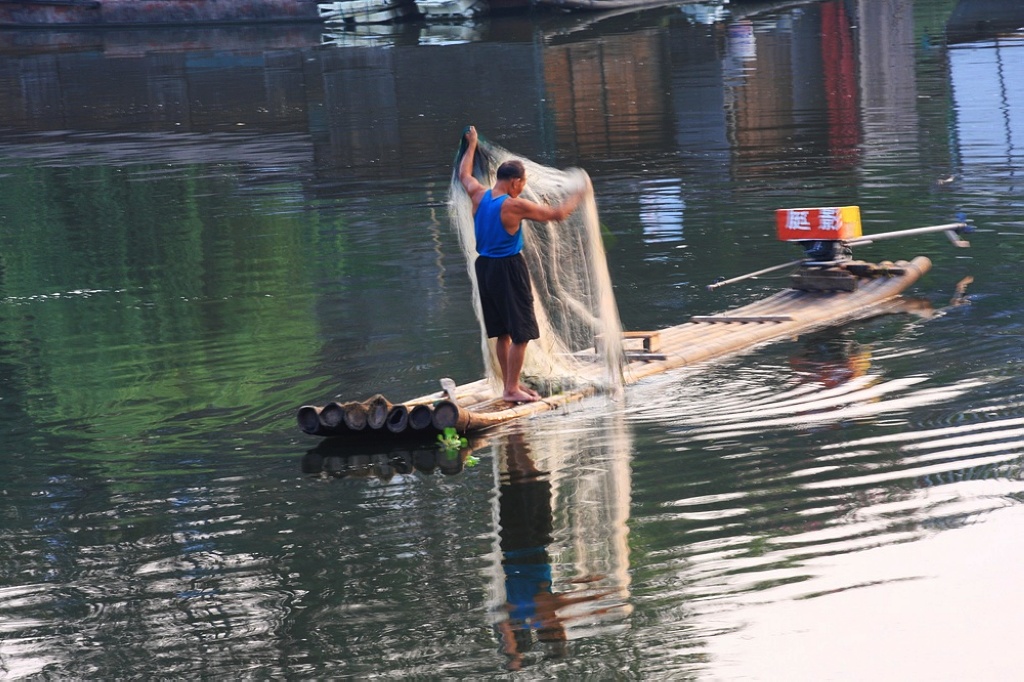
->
xmin=706 ymin=220 xmax=972 ymax=291
xmin=847 ymin=221 xmax=970 ymax=248
xmin=706 ymin=258 xmax=806 ymax=290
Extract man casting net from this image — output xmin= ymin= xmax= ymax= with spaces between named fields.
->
xmin=450 ymin=126 xmax=624 ymax=402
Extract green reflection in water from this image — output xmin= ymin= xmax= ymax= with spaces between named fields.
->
xmin=0 ymin=163 xmax=333 ymax=456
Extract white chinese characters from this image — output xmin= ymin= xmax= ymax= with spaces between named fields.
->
xmin=786 ymin=210 xmax=812 ymax=231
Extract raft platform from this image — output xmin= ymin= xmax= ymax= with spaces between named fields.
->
xmin=297 ymin=256 xmax=933 ymax=440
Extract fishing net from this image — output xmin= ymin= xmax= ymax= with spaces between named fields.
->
xmin=448 ymin=133 xmax=625 ymax=397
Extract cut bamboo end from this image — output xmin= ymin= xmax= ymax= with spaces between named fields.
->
xmin=319 ymin=401 xmax=346 ymax=430
xmin=344 ymin=401 xmax=368 ymax=431
xmin=297 ymin=405 xmax=323 ymax=434
xmin=408 ymin=403 xmax=434 ymax=430
xmin=386 ymin=404 xmax=409 ymax=433
xmin=365 ymin=394 xmax=392 ymax=430
xmin=432 ymin=399 xmax=461 ymax=431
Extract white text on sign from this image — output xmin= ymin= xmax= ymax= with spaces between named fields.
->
xmin=786 ymin=211 xmax=812 ymax=231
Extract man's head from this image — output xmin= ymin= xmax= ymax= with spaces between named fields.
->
xmin=496 ymin=160 xmax=527 ymax=197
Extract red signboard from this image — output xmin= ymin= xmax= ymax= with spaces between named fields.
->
xmin=776 ymin=206 xmax=862 ymax=241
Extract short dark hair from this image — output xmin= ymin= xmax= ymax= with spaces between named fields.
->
xmin=496 ymin=160 xmax=525 ymax=181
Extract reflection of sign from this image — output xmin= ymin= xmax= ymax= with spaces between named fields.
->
xmin=776 ymin=206 xmax=862 ymax=241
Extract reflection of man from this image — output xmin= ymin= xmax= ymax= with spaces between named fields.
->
xmin=495 ymin=431 xmax=609 ymax=670
xmin=789 ymin=338 xmax=869 ymax=388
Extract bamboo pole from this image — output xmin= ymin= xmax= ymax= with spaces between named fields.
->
xmin=707 ymin=258 xmax=805 ymax=290
xmin=847 ymin=222 xmax=968 ymax=247
xmin=431 ymin=399 xmax=462 ymax=431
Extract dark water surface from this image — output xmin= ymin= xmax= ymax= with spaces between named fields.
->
xmin=2 ymin=0 xmax=1023 ymax=678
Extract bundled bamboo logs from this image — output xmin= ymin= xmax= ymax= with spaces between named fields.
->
xmin=298 ymin=389 xmax=507 ymax=438
xmin=297 ymin=393 xmax=448 ymax=437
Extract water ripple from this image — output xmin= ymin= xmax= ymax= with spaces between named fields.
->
xmin=633 ymin=370 xmax=985 ymax=437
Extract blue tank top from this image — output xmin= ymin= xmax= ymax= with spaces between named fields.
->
xmin=475 ymin=190 xmax=523 ymax=258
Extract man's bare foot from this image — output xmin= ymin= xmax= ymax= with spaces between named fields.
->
xmin=519 ymin=383 xmax=541 ymax=399
xmin=503 ymin=388 xmax=539 ymax=403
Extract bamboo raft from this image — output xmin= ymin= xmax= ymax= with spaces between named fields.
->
xmin=298 ymin=255 xmax=934 ymax=440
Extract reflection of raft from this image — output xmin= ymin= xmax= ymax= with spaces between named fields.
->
xmin=302 ymin=441 xmax=478 ymax=478
xmin=298 ymin=256 xmax=932 ymax=439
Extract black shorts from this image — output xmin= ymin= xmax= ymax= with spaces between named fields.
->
xmin=475 ymin=254 xmax=539 ymax=344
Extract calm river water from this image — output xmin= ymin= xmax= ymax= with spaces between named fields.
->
xmin=1 ymin=0 xmax=1023 ymax=678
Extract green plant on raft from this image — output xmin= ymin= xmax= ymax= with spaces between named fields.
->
xmin=437 ymin=426 xmax=467 ymax=451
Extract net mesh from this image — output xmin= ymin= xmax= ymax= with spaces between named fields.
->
xmin=448 ymin=134 xmax=625 ymax=397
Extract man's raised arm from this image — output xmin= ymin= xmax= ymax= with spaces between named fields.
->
xmin=459 ymin=125 xmax=485 ymax=201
